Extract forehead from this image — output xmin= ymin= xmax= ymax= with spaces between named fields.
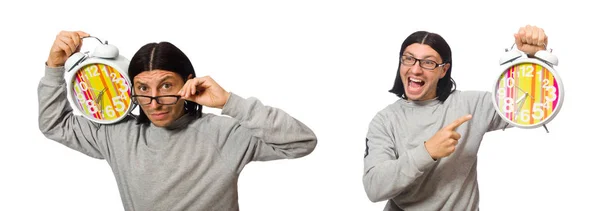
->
xmin=134 ymin=70 xmax=182 ymax=84
xmin=404 ymin=43 xmax=441 ymax=60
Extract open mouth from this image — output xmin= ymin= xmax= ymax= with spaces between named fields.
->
xmin=405 ymin=77 xmax=426 ymax=97
xmin=408 ymin=77 xmax=425 ymax=89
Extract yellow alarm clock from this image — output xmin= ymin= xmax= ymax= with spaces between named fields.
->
xmin=492 ymin=44 xmax=564 ymax=132
xmin=64 ymin=36 xmax=134 ymax=124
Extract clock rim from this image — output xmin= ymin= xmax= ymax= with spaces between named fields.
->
xmin=491 ymin=58 xmax=565 ymax=129
xmin=65 ymin=57 xmax=134 ymax=124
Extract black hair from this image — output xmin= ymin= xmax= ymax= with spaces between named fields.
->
xmin=389 ymin=31 xmax=456 ymax=102
xmin=128 ymin=42 xmax=202 ymax=124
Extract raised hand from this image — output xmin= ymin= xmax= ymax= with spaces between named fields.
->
xmin=47 ymin=31 xmax=90 ymax=68
xmin=425 ymin=114 xmax=472 ymax=160
xmin=178 ymin=76 xmax=231 ymax=109
xmin=514 ymin=25 xmax=548 ymax=56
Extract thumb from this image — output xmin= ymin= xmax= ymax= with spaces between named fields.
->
xmin=514 ymin=34 xmax=523 ymax=48
xmin=75 ymin=31 xmax=90 ymax=53
xmin=76 ymin=31 xmax=90 ymax=38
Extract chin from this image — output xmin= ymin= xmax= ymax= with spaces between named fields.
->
xmin=406 ymin=95 xmax=424 ymax=101
xmin=403 ymin=85 xmax=434 ymax=101
xmin=150 ymin=119 xmax=172 ymax=127
xmin=403 ymin=88 xmax=425 ymax=101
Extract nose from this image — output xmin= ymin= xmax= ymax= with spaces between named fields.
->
xmin=148 ymin=98 xmax=160 ymax=109
xmin=147 ymin=89 xmax=161 ymax=109
xmin=409 ymin=61 xmax=424 ymax=74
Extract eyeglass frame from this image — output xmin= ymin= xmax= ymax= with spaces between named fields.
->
xmin=131 ymin=94 xmax=182 ymax=105
xmin=400 ymin=55 xmax=446 ymax=70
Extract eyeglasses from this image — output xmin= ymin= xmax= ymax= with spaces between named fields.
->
xmin=400 ymin=55 xmax=445 ymax=70
xmin=131 ymin=95 xmax=181 ymax=105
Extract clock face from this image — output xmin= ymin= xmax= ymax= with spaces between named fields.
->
xmin=70 ymin=63 xmax=132 ymax=122
xmin=494 ymin=62 xmax=562 ymax=127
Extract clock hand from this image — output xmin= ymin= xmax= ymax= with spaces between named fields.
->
xmin=515 ymin=85 xmax=527 ymax=94
xmin=515 ymin=93 xmax=528 ymax=104
xmin=515 ymin=85 xmax=535 ymax=101
xmin=95 ymin=88 xmax=106 ymax=103
xmin=515 ymin=94 xmax=527 ymax=119
xmin=99 ymin=97 xmax=104 ymax=115
xmin=95 ymin=88 xmax=106 ymax=115
xmin=87 ymin=87 xmax=102 ymax=102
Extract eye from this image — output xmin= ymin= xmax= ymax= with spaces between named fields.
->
xmin=161 ymin=83 xmax=172 ymax=89
xmin=137 ymin=85 xmax=148 ymax=92
xmin=423 ymin=60 xmax=436 ymax=65
xmin=402 ymin=55 xmax=415 ymax=64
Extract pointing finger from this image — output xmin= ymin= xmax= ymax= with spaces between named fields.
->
xmin=444 ymin=114 xmax=472 ymax=131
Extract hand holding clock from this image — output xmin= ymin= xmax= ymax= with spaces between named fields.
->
xmin=47 ymin=30 xmax=133 ymax=124
xmin=47 ymin=31 xmax=90 ymax=68
xmin=514 ymin=25 xmax=547 ymax=56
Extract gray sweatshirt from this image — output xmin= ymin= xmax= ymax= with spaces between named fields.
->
xmin=38 ymin=66 xmax=317 ymax=211
xmin=363 ymin=91 xmax=510 ymax=211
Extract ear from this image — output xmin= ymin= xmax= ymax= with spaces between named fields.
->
xmin=440 ymin=63 xmax=450 ymax=79
xmin=187 ymin=74 xmax=194 ymax=80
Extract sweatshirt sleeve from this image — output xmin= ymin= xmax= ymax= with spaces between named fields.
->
xmin=473 ymin=91 xmax=512 ymax=132
xmin=217 ymin=93 xmax=317 ymax=174
xmin=38 ymin=65 xmax=110 ymax=159
xmin=362 ymin=112 xmax=436 ymax=202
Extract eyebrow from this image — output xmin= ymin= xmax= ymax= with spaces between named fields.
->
xmin=134 ymin=75 xmax=177 ymax=86
xmin=403 ymin=52 xmax=437 ymax=59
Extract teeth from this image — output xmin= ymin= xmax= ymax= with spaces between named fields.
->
xmin=409 ymin=78 xmax=423 ymax=83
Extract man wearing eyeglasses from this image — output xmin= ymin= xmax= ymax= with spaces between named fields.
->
xmin=39 ymin=31 xmax=317 ymax=211
xmin=363 ymin=25 xmax=548 ymax=210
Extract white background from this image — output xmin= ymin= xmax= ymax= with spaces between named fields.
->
xmin=1 ymin=0 xmax=598 ymax=210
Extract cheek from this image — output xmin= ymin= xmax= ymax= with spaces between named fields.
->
xmin=139 ymin=106 xmax=151 ymax=115
xmin=399 ymin=67 xmax=409 ymax=78
xmin=171 ymin=101 xmax=186 ymax=113
xmin=437 ymin=71 xmax=446 ymax=80
xmin=399 ymin=65 xmax=407 ymax=73
xmin=176 ymin=100 xmax=185 ymax=109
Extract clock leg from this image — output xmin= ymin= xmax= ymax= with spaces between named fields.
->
xmin=543 ymin=124 xmax=549 ymax=133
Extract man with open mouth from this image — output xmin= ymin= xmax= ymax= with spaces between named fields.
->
xmin=363 ymin=25 xmax=548 ymax=211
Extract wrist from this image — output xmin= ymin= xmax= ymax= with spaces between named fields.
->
xmin=218 ymin=91 xmax=231 ymax=109
xmin=424 ymin=141 xmax=438 ymax=161
xmin=46 ymin=60 xmax=61 ymax=68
